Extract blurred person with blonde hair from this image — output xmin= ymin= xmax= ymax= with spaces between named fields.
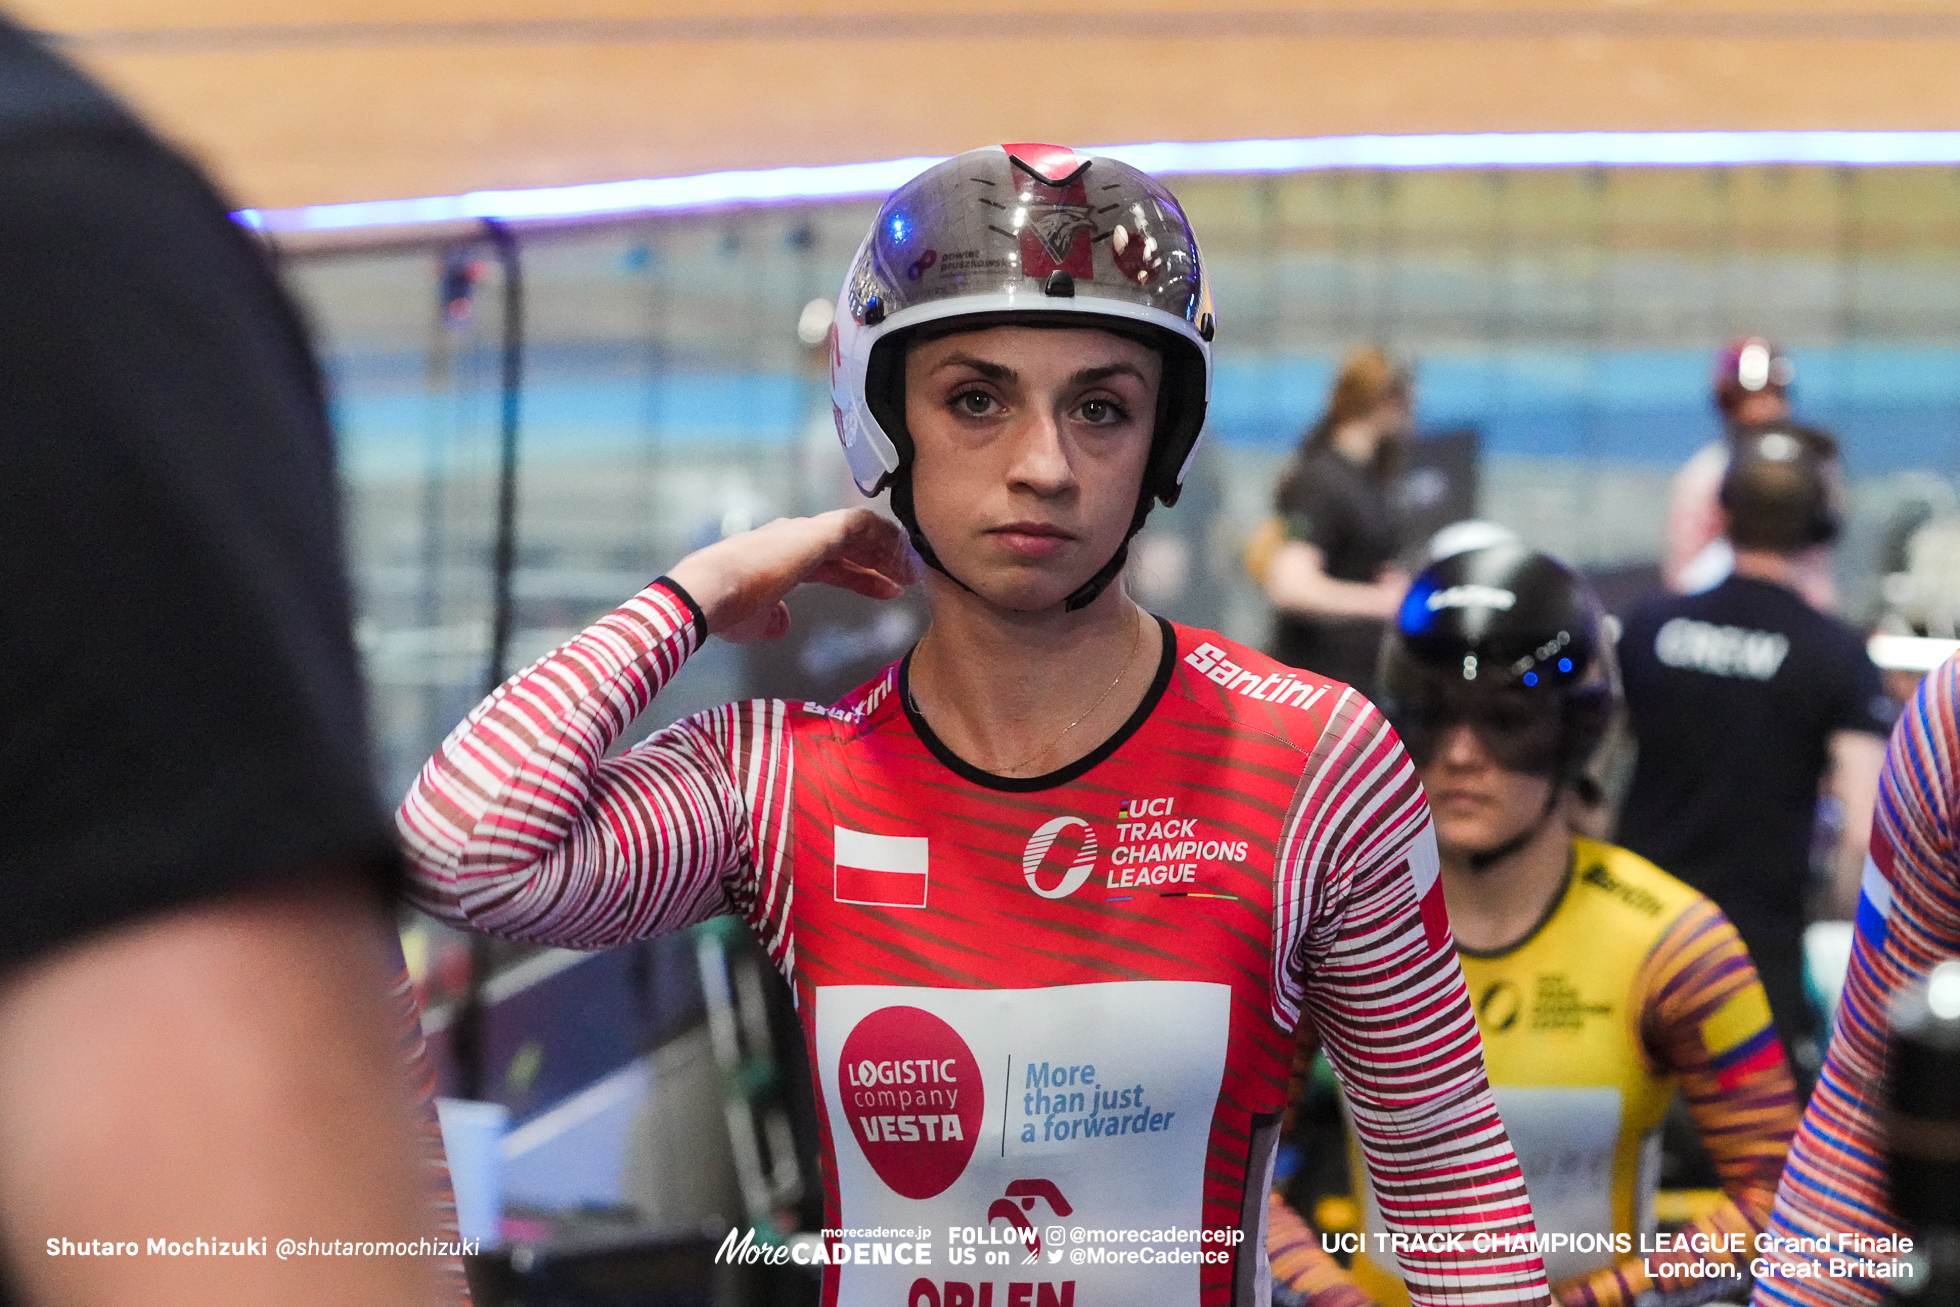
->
xmin=1250 ymin=347 xmax=1413 ymax=691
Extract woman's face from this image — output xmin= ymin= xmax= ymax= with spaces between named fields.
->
xmin=1417 ymin=722 xmax=1558 ymax=866
xmin=903 ymin=325 xmax=1162 ymax=612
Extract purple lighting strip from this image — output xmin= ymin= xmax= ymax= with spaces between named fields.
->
xmin=236 ymin=131 xmax=1960 ymax=233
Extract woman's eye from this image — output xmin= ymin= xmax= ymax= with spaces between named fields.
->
xmin=953 ymin=390 xmax=996 ymax=417
xmin=1079 ymin=398 xmax=1127 ymax=425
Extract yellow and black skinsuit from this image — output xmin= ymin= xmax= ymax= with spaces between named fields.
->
xmin=1271 ymin=838 xmax=1800 ymax=1307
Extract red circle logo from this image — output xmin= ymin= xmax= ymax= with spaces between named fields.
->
xmin=838 ymin=1007 xmax=983 ymax=1199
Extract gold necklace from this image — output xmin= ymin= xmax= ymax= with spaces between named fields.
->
xmin=914 ymin=610 xmax=1145 ymax=777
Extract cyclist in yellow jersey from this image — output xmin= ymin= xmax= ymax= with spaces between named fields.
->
xmin=1270 ymin=544 xmax=1802 ymax=1307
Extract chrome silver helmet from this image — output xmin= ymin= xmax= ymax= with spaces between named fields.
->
xmin=829 ymin=143 xmax=1215 ymax=609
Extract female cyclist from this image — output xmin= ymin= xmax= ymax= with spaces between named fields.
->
xmin=400 ymin=144 xmax=1549 ymax=1307
xmin=1270 ymin=544 xmax=1798 ymax=1307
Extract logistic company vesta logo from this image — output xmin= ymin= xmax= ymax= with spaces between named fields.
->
xmin=839 ymin=1007 xmax=983 ymax=1199
xmin=1021 ymin=816 xmax=1098 ymax=900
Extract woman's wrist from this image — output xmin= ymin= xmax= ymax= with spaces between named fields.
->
xmin=663 ymin=555 xmax=735 ymax=634
xmin=651 ymin=574 xmax=709 ymax=648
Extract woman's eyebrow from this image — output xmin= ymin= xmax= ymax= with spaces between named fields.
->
xmin=1074 ymin=363 xmax=1149 ymax=385
xmin=935 ymin=354 xmax=1015 ymax=381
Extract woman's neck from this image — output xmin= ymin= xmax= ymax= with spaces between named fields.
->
xmin=1440 ymin=814 xmax=1573 ymax=953
xmin=905 ymin=579 xmax=1162 ymax=778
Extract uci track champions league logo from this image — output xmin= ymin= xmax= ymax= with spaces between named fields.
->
xmin=840 ymin=1007 xmax=985 ymax=1199
xmin=1022 ymin=818 xmax=1098 ymax=900
xmin=1019 ymin=802 xmax=1251 ymax=903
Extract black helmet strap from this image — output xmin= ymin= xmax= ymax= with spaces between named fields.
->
xmin=889 ymin=471 xmax=978 ymax=599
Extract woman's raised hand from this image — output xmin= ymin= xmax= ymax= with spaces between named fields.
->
xmin=666 ymin=508 xmax=922 ymax=643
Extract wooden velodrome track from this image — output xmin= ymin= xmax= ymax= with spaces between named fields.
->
xmin=21 ymin=0 xmax=1960 ymax=211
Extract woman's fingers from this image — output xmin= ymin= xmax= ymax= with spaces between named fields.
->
xmin=808 ymin=558 xmax=905 ymax=600
xmin=806 ymin=510 xmax=919 ymax=597
xmin=666 ymin=508 xmax=919 ymax=639
xmin=717 ymin=600 xmax=792 ymax=644
xmin=826 ymin=508 xmax=922 ymax=584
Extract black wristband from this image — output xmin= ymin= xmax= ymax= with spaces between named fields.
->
xmin=652 ymin=574 xmax=709 ymax=650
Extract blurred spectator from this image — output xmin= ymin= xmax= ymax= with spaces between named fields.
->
xmin=1250 ymin=347 xmax=1413 ymax=691
xmin=1665 ymin=338 xmax=1836 ymax=609
xmin=1664 ymin=337 xmax=1792 ymax=592
xmin=1617 ymin=429 xmax=1893 ymax=1088
xmin=0 ymin=18 xmax=447 ymax=1305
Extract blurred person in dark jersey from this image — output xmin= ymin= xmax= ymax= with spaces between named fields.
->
xmin=1665 ymin=338 xmax=1836 ymax=610
xmin=1268 ymin=545 xmax=1798 ymax=1307
xmin=1751 ymin=655 xmax=1956 ymax=1307
xmin=401 ymin=144 xmax=1552 ymax=1307
xmin=0 ymin=15 xmax=453 ymax=1307
xmin=1619 ymin=430 xmax=1891 ymax=1088
xmin=1252 ymin=348 xmax=1413 ymax=692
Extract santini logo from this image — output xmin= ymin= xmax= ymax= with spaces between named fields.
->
xmin=1184 ymin=643 xmax=1328 ymax=709
xmin=1426 ymin=584 xmax=1516 ymax=612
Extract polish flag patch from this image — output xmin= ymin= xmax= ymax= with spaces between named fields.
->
xmin=835 ymin=827 xmax=930 ymax=909
xmin=1407 ymin=825 xmax=1450 ymax=951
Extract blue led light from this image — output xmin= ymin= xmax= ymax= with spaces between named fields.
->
xmin=1397 ymin=585 xmax=1435 ymax=636
xmin=1523 ymin=672 xmax=1539 ymax=687
xmin=1558 ymin=657 xmax=1573 ymax=673
xmin=236 ymin=132 xmax=1960 ymax=234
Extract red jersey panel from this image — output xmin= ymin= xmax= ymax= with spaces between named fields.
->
xmin=400 ymin=580 xmax=1550 ymax=1307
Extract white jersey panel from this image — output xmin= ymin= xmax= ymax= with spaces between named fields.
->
xmin=814 ymin=981 xmax=1231 ymax=1307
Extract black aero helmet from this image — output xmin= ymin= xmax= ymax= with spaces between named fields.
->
xmin=1380 ymin=543 xmax=1617 ymax=785
xmin=1719 ymin=425 xmax=1842 ymax=551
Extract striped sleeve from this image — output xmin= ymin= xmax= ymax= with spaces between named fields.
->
xmin=1753 ymin=656 xmax=1960 ymax=1307
xmin=397 ymin=578 xmax=779 ymax=952
xmin=1564 ymin=899 xmax=1799 ymax=1307
xmin=1278 ymin=691 xmax=1551 ymax=1307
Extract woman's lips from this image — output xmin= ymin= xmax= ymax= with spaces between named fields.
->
xmin=1429 ymin=787 xmax=1495 ymax=815
xmin=988 ymin=522 xmax=1075 ymax=560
